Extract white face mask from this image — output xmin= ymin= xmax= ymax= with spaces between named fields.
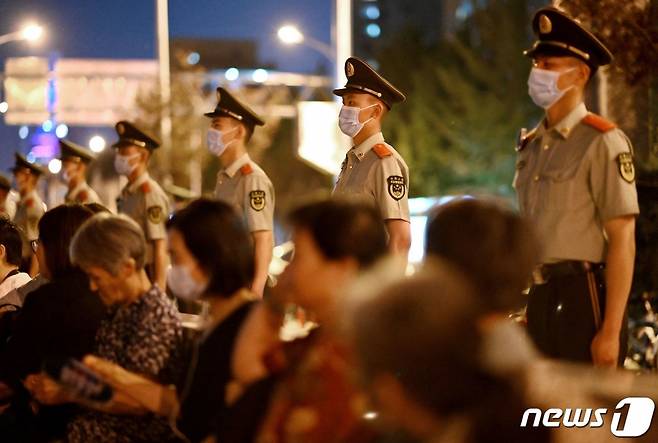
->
xmin=61 ymin=169 xmax=71 ymax=183
xmin=167 ymin=264 xmax=207 ymax=300
xmin=527 ymin=67 xmax=575 ymax=110
xmin=338 ymin=104 xmax=379 ymax=138
xmin=207 ymin=127 xmax=237 ymax=157
xmin=114 ymin=153 xmax=140 ymax=176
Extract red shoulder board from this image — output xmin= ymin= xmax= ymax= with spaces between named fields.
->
xmin=240 ymin=164 xmax=253 ymax=175
xmin=582 ymin=114 xmax=617 ymax=133
xmin=372 ymin=144 xmax=392 ymax=159
xmin=141 ymin=182 xmax=151 ymax=193
xmin=25 ymin=199 xmax=34 ymax=208
xmin=77 ymin=191 xmax=88 ymax=202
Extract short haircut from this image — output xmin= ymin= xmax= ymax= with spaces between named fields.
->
xmin=167 ymin=198 xmax=254 ymax=297
xmin=425 ymin=198 xmax=540 ymax=312
xmin=288 ymin=198 xmax=388 ymax=269
xmin=39 ymin=204 xmax=95 ymax=279
xmin=0 ymin=217 xmax=23 ymax=267
xmin=70 ymin=213 xmax=146 ymax=275
xmin=84 ymin=202 xmax=111 ymax=214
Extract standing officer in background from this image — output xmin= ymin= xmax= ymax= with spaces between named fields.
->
xmin=113 ymin=121 xmax=170 ymax=290
xmin=332 ymin=57 xmax=411 ymax=256
xmin=11 ymin=153 xmax=46 ymax=276
xmin=0 ymin=174 xmax=17 ymax=220
xmin=514 ymin=7 xmax=639 ymax=366
xmin=59 ymin=139 xmax=101 ymax=204
xmin=205 ymin=87 xmax=274 ymax=297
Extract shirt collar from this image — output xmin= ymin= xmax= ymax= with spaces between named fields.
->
xmin=68 ymin=181 xmax=86 ymax=197
xmin=127 ymin=172 xmax=150 ymax=193
xmin=20 ymin=189 xmax=38 ymax=203
xmin=538 ymin=102 xmax=588 ymax=140
xmin=222 ymin=153 xmax=251 ymax=178
xmin=352 ymin=132 xmax=386 ymax=161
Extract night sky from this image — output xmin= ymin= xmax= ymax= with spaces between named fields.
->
xmin=0 ymin=0 xmax=331 ymax=169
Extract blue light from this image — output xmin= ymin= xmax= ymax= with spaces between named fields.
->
xmin=26 ymin=153 xmax=36 ymax=163
xmin=42 ymin=119 xmax=53 ymax=132
xmin=55 ymin=124 xmax=69 ymax=139
xmin=365 ymin=23 xmax=381 ymax=38
xmin=225 ymin=67 xmax=240 ymax=81
xmin=18 ymin=126 xmax=29 ymax=140
xmin=187 ymin=51 xmax=200 ymax=65
xmin=364 ymin=5 xmax=380 ymax=20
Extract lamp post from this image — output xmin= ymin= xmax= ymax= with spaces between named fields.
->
xmin=0 ymin=23 xmax=44 ymax=46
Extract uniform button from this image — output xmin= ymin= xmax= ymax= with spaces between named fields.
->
xmin=533 ymin=175 xmax=540 ymax=181
xmin=543 ymin=144 xmax=550 ymax=150
xmin=349 ymin=165 xmax=353 ymax=169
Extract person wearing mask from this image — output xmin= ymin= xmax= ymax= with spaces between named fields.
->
xmin=113 ymin=121 xmax=170 ymax=290
xmin=332 ymin=57 xmax=411 ymax=257
xmin=59 ymin=139 xmax=101 ymax=204
xmin=513 ymin=7 xmax=639 ymax=366
xmin=206 ymin=87 xmax=274 ymax=297
xmin=11 ymin=153 xmax=46 ymax=276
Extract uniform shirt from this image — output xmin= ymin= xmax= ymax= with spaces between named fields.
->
xmin=14 ymin=189 xmax=46 ymax=258
xmin=513 ymin=103 xmax=639 ymax=263
xmin=117 ymin=172 xmax=170 ymax=265
xmin=333 ymin=132 xmax=410 ymax=222
xmin=65 ymin=181 xmax=100 ymax=205
xmin=214 ymin=153 xmax=274 ymax=232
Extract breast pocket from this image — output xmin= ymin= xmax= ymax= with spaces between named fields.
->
xmin=541 ymin=160 xmax=585 ymax=211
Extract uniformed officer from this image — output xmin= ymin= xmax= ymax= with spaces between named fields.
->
xmin=59 ymin=139 xmax=101 ymax=205
xmin=332 ymin=57 xmax=411 ymax=256
xmin=11 ymin=153 xmax=47 ymax=276
xmin=113 ymin=121 xmax=170 ymax=290
xmin=514 ymin=7 xmax=639 ymax=366
xmin=0 ymin=174 xmax=17 ymax=220
xmin=205 ymin=87 xmax=274 ymax=297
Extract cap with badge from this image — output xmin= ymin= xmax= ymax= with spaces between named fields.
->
xmin=112 ymin=121 xmax=161 ymax=150
xmin=11 ymin=153 xmax=47 ymax=176
xmin=204 ymin=87 xmax=265 ymax=129
xmin=524 ymin=7 xmax=613 ymax=71
xmin=333 ymin=57 xmax=406 ymax=109
xmin=59 ymin=139 xmax=96 ymax=163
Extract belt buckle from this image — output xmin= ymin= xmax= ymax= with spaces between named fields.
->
xmin=532 ymin=267 xmax=547 ymax=285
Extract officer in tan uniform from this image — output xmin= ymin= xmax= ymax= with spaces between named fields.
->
xmin=11 ymin=153 xmax=47 ymax=275
xmin=59 ymin=139 xmax=101 ymax=205
xmin=205 ymin=87 xmax=273 ymax=297
xmin=514 ymin=7 xmax=639 ymax=366
xmin=332 ymin=57 xmax=411 ymax=256
xmin=113 ymin=121 xmax=170 ymax=290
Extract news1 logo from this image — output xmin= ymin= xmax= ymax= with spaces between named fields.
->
xmin=520 ymin=397 xmax=655 ymax=437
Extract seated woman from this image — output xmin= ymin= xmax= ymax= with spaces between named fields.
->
xmin=36 ymin=199 xmax=268 ymax=443
xmin=26 ymin=213 xmax=183 ymax=442
xmin=0 ymin=204 xmax=105 ymax=441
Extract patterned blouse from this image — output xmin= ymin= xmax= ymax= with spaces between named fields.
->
xmin=68 ymin=285 xmax=183 ymax=443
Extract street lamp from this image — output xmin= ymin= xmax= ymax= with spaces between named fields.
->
xmin=277 ymin=24 xmax=334 ymax=62
xmin=0 ymin=23 xmax=44 ymax=46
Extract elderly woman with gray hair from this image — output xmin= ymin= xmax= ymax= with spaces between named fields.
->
xmin=26 ymin=213 xmax=183 ymax=443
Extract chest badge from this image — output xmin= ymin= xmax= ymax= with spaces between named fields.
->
xmin=387 ymin=176 xmax=406 ymax=201
xmin=617 ymin=152 xmax=635 ymax=183
xmin=249 ymin=190 xmax=266 ymax=211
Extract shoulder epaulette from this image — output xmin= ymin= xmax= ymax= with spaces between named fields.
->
xmin=582 ymin=113 xmax=617 ymax=133
xmin=77 ymin=191 xmax=88 ymax=203
xmin=141 ymin=182 xmax=151 ymax=194
xmin=25 ymin=199 xmax=33 ymax=208
xmin=240 ymin=164 xmax=253 ymax=175
xmin=516 ymin=128 xmax=536 ymax=152
xmin=372 ymin=144 xmax=392 ymax=159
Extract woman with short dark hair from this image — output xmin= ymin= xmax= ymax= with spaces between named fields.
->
xmin=0 ymin=204 xmax=106 ymax=441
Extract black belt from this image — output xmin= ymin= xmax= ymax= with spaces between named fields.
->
xmin=532 ymin=261 xmax=604 ymax=285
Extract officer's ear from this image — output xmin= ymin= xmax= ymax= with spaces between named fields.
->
xmin=0 ymin=244 xmax=6 ymax=263
xmin=577 ymin=62 xmax=591 ymax=87
xmin=139 ymin=147 xmax=151 ymax=163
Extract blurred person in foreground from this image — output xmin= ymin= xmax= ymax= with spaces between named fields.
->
xmin=0 ymin=218 xmax=31 ymax=300
xmin=26 ymin=213 xmax=183 ymax=442
xmin=348 ymin=262 xmax=551 ymax=443
xmin=0 ymin=204 xmax=105 ymax=441
xmin=0 ymin=174 xmax=17 ymax=220
xmin=250 ymin=198 xmax=391 ymax=443
xmin=425 ymin=197 xmax=541 ymax=376
xmin=514 ymin=7 xmax=638 ymax=366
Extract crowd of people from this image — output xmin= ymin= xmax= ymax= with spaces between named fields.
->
xmin=0 ymin=4 xmax=652 ymax=442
